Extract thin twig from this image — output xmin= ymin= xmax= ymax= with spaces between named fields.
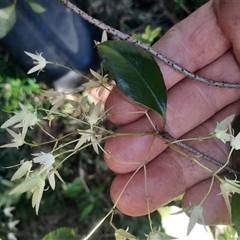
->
xmin=159 ymin=130 xmax=240 ymax=176
xmin=59 ymin=0 xmax=240 ymax=89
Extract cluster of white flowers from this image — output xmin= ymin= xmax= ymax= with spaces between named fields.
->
xmin=0 ymin=50 xmax=111 ymax=215
xmin=2 ymin=206 xmax=19 ymax=240
xmin=8 ymin=152 xmax=63 ymax=215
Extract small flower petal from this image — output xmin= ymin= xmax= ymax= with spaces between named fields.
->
xmin=230 ymin=132 xmax=240 ymax=150
xmin=31 ymin=178 xmax=45 ymax=215
xmin=187 ymin=205 xmax=205 ymax=235
xmin=9 ymin=177 xmax=41 ymax=195
xmin=25 ymin=51 xmax=47 ymax=75
xmin=3 ymin=206 xmax=15 ymax=218
xmin=7 ymin=232 xmax=18 ymax=240
xmin=11 ymin=160 xmax=32 ymax=181
xmin=7 ymin=219 xmax=20 ymax=230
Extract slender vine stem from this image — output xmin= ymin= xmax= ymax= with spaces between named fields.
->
xmin=158 ymin=130 xmax=240 ymax=176
xmin=59 ymin=0 xmax=240 ymax=89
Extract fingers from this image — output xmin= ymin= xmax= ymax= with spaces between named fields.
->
xmin=109 ymin=100 xmax=240 ymax=224
xmin=104 ymin=50 xmax=240 ymax=173
xmin=213 ymin=0 xmax=240 ymax=64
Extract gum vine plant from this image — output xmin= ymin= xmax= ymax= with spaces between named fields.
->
xmin=1 ymin=1 xmax=240 ymax=240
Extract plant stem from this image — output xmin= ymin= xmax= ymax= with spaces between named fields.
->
xmin=158 ymin=130 xmax=240 ymax=175
xmin=59 ymin=0 xmax=240 ymax=89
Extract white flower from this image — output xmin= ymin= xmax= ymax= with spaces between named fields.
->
xmin=212 ymin=114 xmax=235 ymax=143
xmin=68 ymin=95 xmax=89 ymax=117
xmin=230 ymin=132 xmax=240 ymax=150
xmin=187 ymin=205 xmax=205 ymax=235
xmin=0 ymin=128 xmax=26 ymax=148
xmin=7 ymin=219 xmax=20 ymax=230
xmin=25 ymin=51 xmax=47 ymax=75
xmin=94 ymin=30 xmax=108 ymax=45
xmin=32 ymin=152 xmax=55 ymax=175
xmin=74 ymin=130 xmax=101 ymax=154
xmin=41 ymin=90 xmax=65 ymax=112
xmin=220 ymin=177 xmax=240 ymax=217
xmin=9 ymin=176 xmax=45 ymax=215
xmin=11 ymin=160 xmax=32 ymax=181
xmin=82 ymin=69 xmax=110 ymax=97
xmin=172 ymin=205 xmax=206 ymax=235
xmin=87 ymin=101 xmax=102 ymax=127
xmin=3 ymin=206 xmax=15 ymax=218
xmin=1 ymin=103 xmax=39 ymax=130
xmin=31 ymin=179 xmax=45 ymax=215
xmin=7 ymin=232 xmax=18 ymax=240
xmin=48 ymin=170 xmax=64 ymax=190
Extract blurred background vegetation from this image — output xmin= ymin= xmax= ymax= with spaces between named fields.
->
xmin=3 ymin=0 xmax=237 ymax=239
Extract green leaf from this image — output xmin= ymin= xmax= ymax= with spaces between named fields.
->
xmin=97 ymin=40 xmax=167 ymax=119
xmin=27 ymin=2 xmax=46 ymax=14
xmin=231 ymin=193 xmax=240 ymax=236
xmin=231 ymin=115 xmax=240 ymax=236
xmin=79 ymin=203 xmax=94 ymax=222
xmin=0 ymin=1 xmax=16 ymax=39
xmin=62 ymin=178 xmax=83 ymax=198
xmin=132 ymin=25 xmax=161 ymax=46
xmin=42 ymin=227 xmax=76 ymax=240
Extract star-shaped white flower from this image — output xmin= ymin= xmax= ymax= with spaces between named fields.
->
xmin=172 ymin=205 xmax=206 ymax=235
xmin=3 ymin=206 xmax=15 ymax=218
xmin=212 ymin=114 xmax=235 ymax=143
xmin=32 ymin=152 xmax=55 ymax=175
xmin=41 ymin=90 xmax=65 ymax=112
xmin=74 ymin=130 xmax=101 ymax=154
xmin=25 ymin=51 xmax=47 ymax=75
xmin=9 ymin=176 xmax=45 ymax=215
xmin=220 ymin=177 xmax=240 ymax=217
xmin=1 ymin=103 xmax=39 ymax=129
xmin=11 ymin=160 xmax=32 ymax=181
xmin=82 ymin=69 xmax=110 ymax=97
xmin=0 ymin=128 xmax=26 ymax=148
xmin=230 ymin=132 xmax=240 ymax=150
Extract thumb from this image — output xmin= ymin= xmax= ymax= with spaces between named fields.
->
xmin=213 ymin=0 xmax=240 ymax=64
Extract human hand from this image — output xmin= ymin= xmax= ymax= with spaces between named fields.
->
xmin=103 ymin=0 xmax=240 ymax=225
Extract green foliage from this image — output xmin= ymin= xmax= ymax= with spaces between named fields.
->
xmin=132 ymin=25 xmax=161 ymax=46
xmin=97 ymin=40 xmax=167 ymax=119
xmin=231 ymin=194 xmax=240 ymax=237
xmin=0 ymin=77 xmax=41 ymax=111
xmin=42 ymin=227 xmax=76 ymax=240
xmin=230 ymin=115 xmax=240 ymax=236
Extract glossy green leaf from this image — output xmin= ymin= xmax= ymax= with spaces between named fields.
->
xmin=97 ymin=40 xmax=167 ymax=119
xmin=42 ymin=227 xmax=76 ymax=240
xmin=0 ymin=1 xmax=16 ymax=39
xmin=231 ymin=115 xmax=240 ymax=236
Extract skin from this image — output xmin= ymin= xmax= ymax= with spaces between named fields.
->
xmin=103 ymin=0 xmax=240 ymax=225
